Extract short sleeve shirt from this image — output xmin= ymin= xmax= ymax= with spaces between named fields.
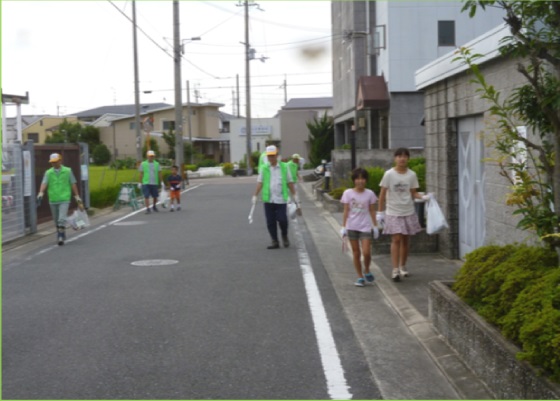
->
xmin=379 ymin=168 xmax=419 ymax=216
xmin=138 ymin=162 xmax=157 ymax=185
xmin=257 ymin=164 xmax=294 ymax=204
xmin=41 ymin=168 xmax=77 ymax=185
xmin=340 ymin=188 xmax=378 ymax=232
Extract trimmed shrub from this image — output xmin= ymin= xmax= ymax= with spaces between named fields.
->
xmin=329 ymin=187 xmax=346 ymax=200
xmin=365 ymin=166 xmax=385 ymax=195
xmin=92 ymin=144 xmax=111 ymax=165
xmin=90 ymin=184 xmax=122 ymax=209
xmin=222 ymin=162 xmax=234 ymax=176
xmin=453 ymin=244 xmax=560 ymax=383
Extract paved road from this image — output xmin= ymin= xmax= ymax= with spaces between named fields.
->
xmin=3 ymin=176 xmax=466 ymax=400
xmin=3 ymin=177 xmax=383 ymax=400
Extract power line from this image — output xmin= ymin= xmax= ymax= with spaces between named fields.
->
xmin=107 ymin=0 xmax=173 ymax=60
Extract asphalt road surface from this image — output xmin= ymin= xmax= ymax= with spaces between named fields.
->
xmin=2 ymin=176 xmax=382 ymax=400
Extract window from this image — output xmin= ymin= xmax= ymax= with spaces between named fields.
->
xmin=27 ymin=133 xmax=39 ymax=143
xmin=162 ymin=120 xmax=175 ymax=131
xmin=129 ymin=122 xmax=136 ymax=130
xmin=438 ymin=21 xmax=455 ymax=46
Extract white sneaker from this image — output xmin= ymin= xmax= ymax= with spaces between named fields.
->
xmin=399 ymin=267 xmax=409 ymax=278
xmin=392 ymin=269 xmax=401 ymax=282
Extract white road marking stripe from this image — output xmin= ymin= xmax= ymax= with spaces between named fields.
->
xmin=19 ymin=185 xmax=203 ymax=262
xmin=293 ymin=219 xmax=353 ymax=400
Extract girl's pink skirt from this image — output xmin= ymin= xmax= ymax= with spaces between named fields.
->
xmin=383 ymin=214 xmax=423 ymax=235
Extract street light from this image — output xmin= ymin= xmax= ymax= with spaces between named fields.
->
xmin=181 ymin=37 xmax=201 ymax=54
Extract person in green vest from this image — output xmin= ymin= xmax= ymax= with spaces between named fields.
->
xmin=258 ymin=150 xmax=269 ymax=174
xmin=138 ymin=150 xmax=163 ymax=214
xmin=252 ymin=145 xmax=300 ymax=249
xmin=37 ymin=153 xmax=84 ymax=246
xmin=287 ymin=153 xmax=302 ymax=183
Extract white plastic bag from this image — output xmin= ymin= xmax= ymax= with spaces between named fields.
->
xmin=288 ymin=202 xmax=297 ymax=220
xmin=159 ymin=187 xmax=169 ymax=208
xmin=426 ymin=197 xmax=448 ymax=234
xmin=68 ymin=209 xmax=90 ymax=230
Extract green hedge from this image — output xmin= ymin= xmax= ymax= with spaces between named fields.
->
xmin=453 ymin=244 xmax=560 ymax=382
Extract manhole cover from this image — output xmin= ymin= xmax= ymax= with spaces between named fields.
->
xmin=131 ymin=259 xmax=179 ymax=266
xmin=114 ymin=221 xmax=146 ymax=226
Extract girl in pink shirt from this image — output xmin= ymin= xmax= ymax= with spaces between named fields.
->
xmin=340 ymin=168 xmax=379 ymax=287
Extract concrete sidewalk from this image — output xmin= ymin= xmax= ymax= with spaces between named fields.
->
xmin=298 ymin=179 xmax=493 ymax=400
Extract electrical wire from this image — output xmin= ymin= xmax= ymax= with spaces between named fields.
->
xmin=106 ymin=0 xmax=173 ymax=59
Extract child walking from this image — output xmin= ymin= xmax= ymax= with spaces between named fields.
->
xmin=167 ymin=165 xmax=183 ymax=211
xmin=378 ymin=148 xmax=430 ymax=282
xmin=340 ymin=168 xmax=380 ymax=287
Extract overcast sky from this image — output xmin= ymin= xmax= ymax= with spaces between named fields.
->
xmin=2 ymin=0 xmax=333 ymax=119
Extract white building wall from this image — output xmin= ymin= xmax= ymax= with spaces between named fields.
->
xmin=377 ymin=1 xmax=505 ymax=92
xmin=229 ymin=117 xmax=280 ymax=164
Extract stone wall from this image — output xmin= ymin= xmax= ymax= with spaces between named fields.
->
xmin=429 ymin=281 xmax=560 ymax=399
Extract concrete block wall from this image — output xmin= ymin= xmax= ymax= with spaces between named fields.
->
xmin=423 ymin=56 xmax=542 ymax=258
xmin=430 ymin=281 xmax=560 ymax=399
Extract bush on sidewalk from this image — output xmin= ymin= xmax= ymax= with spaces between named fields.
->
xmin=453 ymin=244 xmax=560 ymax=382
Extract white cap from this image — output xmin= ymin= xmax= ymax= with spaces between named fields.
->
xmin=147 ymin=150 xmax=156 ymax=157
xmin=265 ymin=145 xmax=278 ymax=155
xmin=49 ymin=153 xmax=61 ymax=162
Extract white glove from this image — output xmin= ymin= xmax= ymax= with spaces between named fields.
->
xmin=37 ymin=192 xmax=44 ymax=201
xmin=74 ymin=195 xmax=82 ymax=203
xmin=372 ymin=225 xmax=380 ymax=240
xmin=340 ymin=228 xmax=347 ymax=237
xmin=422 ymin=193 xmax=433 ymax=201
xmin=376 ymin=211 xmax=385 ymax=223
xmin=252 ymin=195 xmax=257 ymax=205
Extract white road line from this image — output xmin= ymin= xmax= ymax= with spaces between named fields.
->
xmin=18 ymin=185 xmax=203 ymax=262
xmin=293 ymin=219 xmax=353 ymax=400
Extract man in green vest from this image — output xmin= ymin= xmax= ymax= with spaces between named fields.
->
xmin=138 ymin=150 xmax=163 ymax=214
xmin=287 ymin=153 xmax=302 ymax=183
xmin=37 ymin=153 xmax=84 ymax=246
xmin=252 ymin=145 xmax=300 ymax=249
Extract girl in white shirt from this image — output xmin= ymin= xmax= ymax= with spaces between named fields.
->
xmin=340 ymin=168 xmax=379 ymax=287
xmin=378 ymin=148 xmax=429 ymax=282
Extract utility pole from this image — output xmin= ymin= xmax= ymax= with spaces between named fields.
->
xmin=173 ymin=0 xmax=184 ymax=178
xmin=244 ymin=0 xmax=253 ymax=175
xmin=236 ymin=74 xmax=240 ymax=118
xmin=186 ymin=80 xmax=194 ymax=165
xmin=132 ymin=0 xmax=142 ymax=163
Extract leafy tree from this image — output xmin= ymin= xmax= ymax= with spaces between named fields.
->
xmin=92 ymin=143 xmax=111 ymax=165
xmin=45 ymin=119 xmax=101 ymax=153
xmin=162 ymin=130 xmax=194 ymax=163
xmin=457 ymin=1 xmax=560 ymax=254
xmin=162 ymin=129 xmax=176 ymax=159
xmin=307 ymin=112 xmax=334 ymax=166
xmin=142 ymin=138 xmax=160 ymax=158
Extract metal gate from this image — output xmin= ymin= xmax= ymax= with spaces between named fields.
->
xmin=2 ymin=143 xmax=26 ymax=242
xmin=1 ymin=142 xmax=89 ymax=243
xmin=458 ymin=116 xmax=486 ymax=259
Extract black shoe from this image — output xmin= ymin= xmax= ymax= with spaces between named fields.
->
xmin=152 ymin=206 xmax=159 ymax=212
xmin=145 ymin=209 xmax=151 ymax=214
xmin=267 ymin=241 xmax=280 ymax=249
xmin=282 ymin=236 xmax=289 ymax=248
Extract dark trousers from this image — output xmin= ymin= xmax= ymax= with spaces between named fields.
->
xmin=264 ymin=203 xmax=288 ymax=242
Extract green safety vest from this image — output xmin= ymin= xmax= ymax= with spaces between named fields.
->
xmin=261 ymin=162 xmax=290 ymax=202
xmin=46 ymin=166 xmax=72 ymax=203
xmin=141 ymin=160 xmax=160 ymax=185
xmin=258 ymin=152 xmax=268 ymax=174
xmin=287 ymin=160 xmax=299 ymax=182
